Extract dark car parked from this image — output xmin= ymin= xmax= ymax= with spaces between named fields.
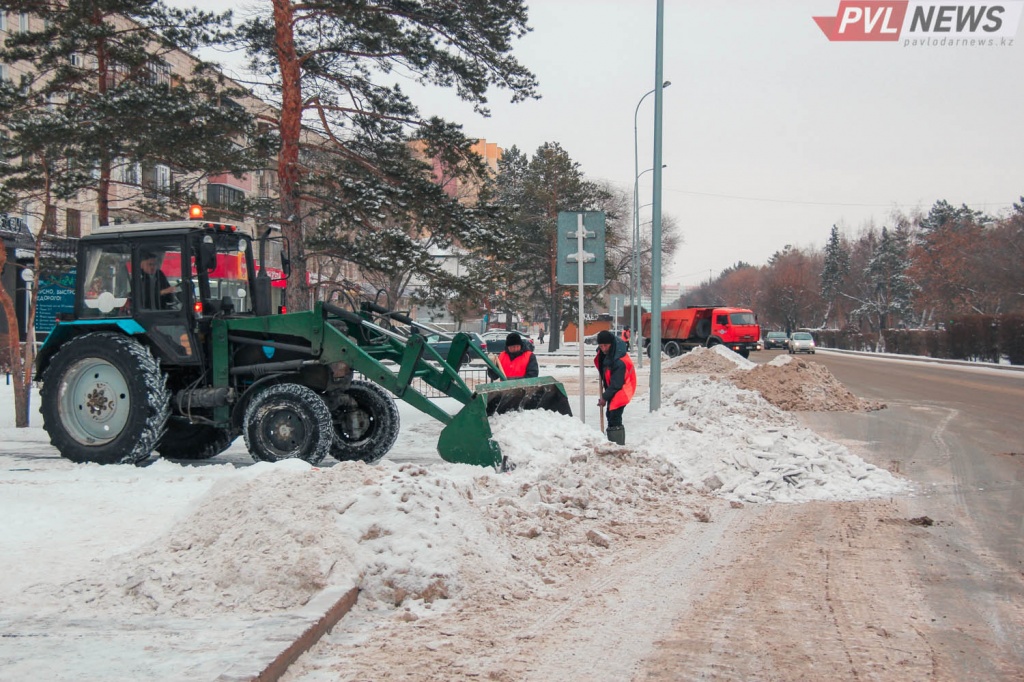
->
xmin=424 ymin=332 xmax=487 ymax=363
xmin=764 ymin=332 xmax=789 ymax=350
xmin=481 ymin=330 xmax=535 ymax=354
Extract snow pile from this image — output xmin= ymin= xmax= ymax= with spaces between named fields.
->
xmin=1 ymin=369 xmax=907 ymax=627
xmin=731 ymin=355 xmax=886 ymax=412
xmin=40 ymin=460 xmax=362 ymax=617
xmin=664 ymin=346 xmax=885 ymax=413
xmin=639 ymin=375 xmax=906 ymax=503
xmin=12 ymin=417 xmax=695 ymax=619
xmin=666 ymin=344 xmax=756 ymax=374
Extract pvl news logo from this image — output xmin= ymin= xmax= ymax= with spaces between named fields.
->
xmin=814 ymin=1 xmax=1023 ymax=46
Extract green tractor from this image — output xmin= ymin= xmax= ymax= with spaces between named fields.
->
xmin=35 ymin=216 xmax=571 ymax=469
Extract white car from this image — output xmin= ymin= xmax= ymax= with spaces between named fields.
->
xmin=787 ymin=331 xmax=816 ymax=354
xmin=480 ymin=330 xmax=534 ymax=353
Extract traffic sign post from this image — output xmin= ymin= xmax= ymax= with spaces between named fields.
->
xmin=556 ymin=211 xmax=605 ymax=425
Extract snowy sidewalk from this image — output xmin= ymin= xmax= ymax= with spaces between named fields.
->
xmin=1 ymin=587 xmax=356 ymax=682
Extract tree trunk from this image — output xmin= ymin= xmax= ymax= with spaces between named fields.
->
xmin=0 ymin=247 xmax=29 ymax=427
xmin=94 ymin=15 xmax=111 ymax=226
xmin=273 ymin=0 xmax=309 ymax=312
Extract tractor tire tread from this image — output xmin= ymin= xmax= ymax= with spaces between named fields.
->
xmin=40 ymin=332 xmax=170 ymax=465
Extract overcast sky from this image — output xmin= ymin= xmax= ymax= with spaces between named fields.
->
xmin=171 ymin=0 xmax=1024 ymax=286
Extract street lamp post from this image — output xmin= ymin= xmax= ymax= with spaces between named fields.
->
xmin=631 ymin=175 xmax=663 ymax=368
xmin=650 ymin=0 xmax=667 ymax=411
xmin=632 ymin=80 xmax=670 ymax=371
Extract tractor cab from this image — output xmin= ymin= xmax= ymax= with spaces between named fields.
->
xmin=74 ymin=219 xmax=258 ymax=367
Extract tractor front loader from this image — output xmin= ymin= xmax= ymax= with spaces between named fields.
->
xmin=35 ymin=214 xmax=571 ymax=470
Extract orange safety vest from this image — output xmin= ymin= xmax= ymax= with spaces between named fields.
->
xmin=594 ymin=352 xmax=637 ymax=410
xmin=500 ymin=350 xmax=533 ymax=379
xmin=622 ymin=329 xmax=631 ymax=342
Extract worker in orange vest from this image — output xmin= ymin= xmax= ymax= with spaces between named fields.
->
xmin=594 ymin=330 xmax=636 ymax=444
xmin=621 ymin=326 xmax=631 ymax=346
xmin=489 ymin=332 xmax=538 ymax=380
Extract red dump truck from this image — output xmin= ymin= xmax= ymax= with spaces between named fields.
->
xmin=641 ymin=306 xmax=761 ymax=359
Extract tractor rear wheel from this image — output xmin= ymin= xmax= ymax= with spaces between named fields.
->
xmin=243 ymin=383 xmax=333 ymax=465
xmin=329 ymin=380 xmax=400 ymax=464
xmin=40 ymin=332 xmax=170 ymax=465
xmin=157 ymin=419 xmax=235 ymax=460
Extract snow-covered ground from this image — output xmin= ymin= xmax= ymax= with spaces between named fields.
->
xmin=0 ymin=347 xmax=910 ymax=680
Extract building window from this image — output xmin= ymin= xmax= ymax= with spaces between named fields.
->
xmin=146 ymin=60 xmax=171 ymax=87
xmin=142 ymin=163 xmax=171 ymax=199
xmin=207 ymin=183 xmax=245 ymax=210
xmin=0 ymin=12 xmax=7 ymax=33
xmin=66 ymin=208 xmax=81 ymax=238
xmin=118 ymin=159 xmax=140 ymax=185
xmin=256 ymin=169 xmax=277 ymax=197
xmin=0 ymin=64 xmax=7 ymax=83
xmin=18 ymin=12 xmax=28 ymax=32
xmin=44 ymin=205 xmax=56 ymax=234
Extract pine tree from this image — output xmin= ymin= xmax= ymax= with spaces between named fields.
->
xmin=851 ymin=224 xmax=916 ymax=348
xmin=0 ymin=0 xmax=260 ymax=224
xmin=820 ymin=224 xmax=850 ymax=328
xmin=492 ymin=142 xmax=610 ymax=350
xmin=303 ymin=119 xmax=506 ymax=311
xmin=231 ymin=0 xmax=539 ymax=311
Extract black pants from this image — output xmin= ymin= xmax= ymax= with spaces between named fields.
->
xmin=605 ymin=405 xmax=624 ymax=429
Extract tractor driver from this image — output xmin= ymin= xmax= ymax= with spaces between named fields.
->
xmin=139 ymin=250 xmax=180 ymax=310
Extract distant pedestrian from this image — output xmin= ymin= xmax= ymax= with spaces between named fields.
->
xmin=538 ymin=328 xmax=545 ymax=344
xmin=489 ymin=332 xmax=538 ymax=380
xmin=594 ymin=330 xmax=636 ymax=444
xmin=621 ymin=326 xmax=631 ymax=345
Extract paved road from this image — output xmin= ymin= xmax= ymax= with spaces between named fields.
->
xmin=635 ymin=349 xmax=1024 ymax=680
xmin=775 ymin=349 xmax=1024 ymax=663
xmin=762 ymin=349 xmax=1024 ymax=563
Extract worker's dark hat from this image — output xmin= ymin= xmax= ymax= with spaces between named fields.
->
xmin=506 ymin=332 xmax=523 ymax=347
xmin=596 ymin=330 xmax=616 ymax=345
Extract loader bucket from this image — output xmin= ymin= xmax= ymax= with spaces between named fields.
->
xmin=437 ymin=394 xmax=503 ymax=468
xmin=436 ymin=378 xmax=573 ymax=469
xmin=476 ymin=377 xmax=573 ymax=418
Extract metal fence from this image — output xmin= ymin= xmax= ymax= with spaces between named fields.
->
xmin=357 ymin=363 xmax=492 ymax=399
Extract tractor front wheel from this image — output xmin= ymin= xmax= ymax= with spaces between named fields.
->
xmin=243 ymin=383 xmax=333 ymax=465
xmin=329 ymin=380 xmax=400 ymax=465
xmin=40 ymin=333 xmax=170 ymax=465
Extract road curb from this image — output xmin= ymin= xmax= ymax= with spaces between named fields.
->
xmin=817 ymin=347 xmax=1024 ymax=373
xmin=256 ymin=586 xmax=359 ymax=682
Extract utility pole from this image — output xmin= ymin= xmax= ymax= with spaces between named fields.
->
xmin=649 ymin=0 xmax=666 ymax=411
